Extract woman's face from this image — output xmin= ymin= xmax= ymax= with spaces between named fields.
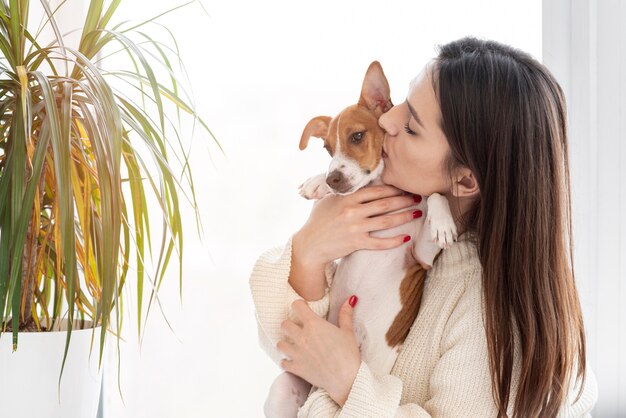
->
xmin=379 ymin=63 xmax=453 ymax=197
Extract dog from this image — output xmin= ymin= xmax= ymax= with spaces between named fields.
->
xmin=264 ymin=61 xmax=457 ymax=418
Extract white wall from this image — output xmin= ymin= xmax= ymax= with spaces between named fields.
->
xmin=543 ymin=1 xmax=626 ymax=416
xmin=67 ymin=0 xmax=543 ymax=417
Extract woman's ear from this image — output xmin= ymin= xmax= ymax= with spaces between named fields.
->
xmin=452 ymin=167 xmax=480 ymax=198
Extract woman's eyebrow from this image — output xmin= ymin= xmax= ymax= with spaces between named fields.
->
xmin=405 ymin=100 xmax=425 ymax=129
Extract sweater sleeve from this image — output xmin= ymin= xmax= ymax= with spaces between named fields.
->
xmin=298 ymin=272 xmax=498 ymax=418
xmin=556 ymin=362 xmax=598 ymax=418
xmin=297 ymin=361 xmax=427 ymax=418
xmin=249 ymin=234 xmax=337 ymax=366
xmin=296 ymin=361 xmax=432 ymax=418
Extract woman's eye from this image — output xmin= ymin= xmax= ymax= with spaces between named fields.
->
xmin=351 ymin=132 xmax=365 ymax=143
xmin=404 ymin=123 xmax=417 ymax=135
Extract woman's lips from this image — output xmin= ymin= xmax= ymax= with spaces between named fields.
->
xmin=382 ymin=149 xmax=388 ymax=158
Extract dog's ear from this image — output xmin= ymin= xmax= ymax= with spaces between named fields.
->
xmin=359 ymin=61 xmax=393 ymax=116
xmin=300 ymin=116 xmax=331 ymax=150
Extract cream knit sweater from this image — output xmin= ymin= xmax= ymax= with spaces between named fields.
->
xmin=249 ymin=233 xmax=598 ymax=417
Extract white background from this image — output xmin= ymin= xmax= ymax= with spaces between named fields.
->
xmin=543 ymin=1 xmax=626 ymax=416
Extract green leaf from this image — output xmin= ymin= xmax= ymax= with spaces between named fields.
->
xmin=98 ymin=0 xmax=121 ymax=31
xmin=56 ymin=80 xmax=76 ymax=384
xmin=8 ymin=0 xmax=24 ymax=66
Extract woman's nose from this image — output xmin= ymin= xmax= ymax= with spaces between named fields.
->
xmin=378 ymin=106 xmax=398 ymax=135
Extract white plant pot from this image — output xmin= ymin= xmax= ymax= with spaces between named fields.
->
xmin=0 ymin=319 xmax=104 ymax=418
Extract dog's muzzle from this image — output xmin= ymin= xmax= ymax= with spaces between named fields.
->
xmin=326 ymin=170 xmax=353 ymax=194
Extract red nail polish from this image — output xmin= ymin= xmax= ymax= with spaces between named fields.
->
xmin=412 ymin=210 xmax=423 ymax=219
xmin=413 ymin=195 xmax=422 ymax=203
xmin=349 ymin=295 xmax=358 ymax=308
xmin=403 ymin=235 xmax=411 ymax=243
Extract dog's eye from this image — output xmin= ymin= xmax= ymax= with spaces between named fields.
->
xmin=351 ymin=132 xmax=365 ymax=143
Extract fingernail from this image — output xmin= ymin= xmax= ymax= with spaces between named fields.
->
xmin=349 ymin=295 xmax=358 ymax=308
xmin=413 ymin=195 xmax=422 ymax=203
xmin=412 ymin=210 xmax=423 ymax=219
xmin=403 ymin=235 xmax=411 ymax=243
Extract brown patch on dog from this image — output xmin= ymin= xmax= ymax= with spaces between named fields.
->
xmin=385 ymin=264 xmax=427 ymax=348
xmin=386 ymin=250 xmax=444 ymax=348
xmin=336 ymin=105 xmax=386 ymax=172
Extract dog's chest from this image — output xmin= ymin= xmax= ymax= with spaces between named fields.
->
xmin=330 ymin=250 xmax=407 ymax=328
xmin=324 ymin=216 xmax=423 ymax=374
xmin=329 ymin=205 xmax=424 ymax=302
xmin=326 ymin=214 xmax=421 ymax=333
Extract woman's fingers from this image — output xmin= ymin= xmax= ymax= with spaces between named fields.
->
xmin=350 ymin=184 xmax=407 ymax=204
xmin=293 ymin=184 xmax=423 ymax=264
xmin=281 ymin=319 xmax=302 ymax=340
xmin=364 ymin=208 xmax=421 ymax=232
xmin=276 ymin=339 xmax=297 ymax=360
xmin=359 ymin=194 xmax=418 ymax=218
xmin=363 ymin=234 xmax=414 ymax=251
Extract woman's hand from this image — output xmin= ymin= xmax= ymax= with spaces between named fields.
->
xmin=277 ymin=297 xmax=361 ymax=407
xmin=288 ymin=185 xmax=421 ymax=300
xmin=293 ymin=185 xmax=421 ymax=269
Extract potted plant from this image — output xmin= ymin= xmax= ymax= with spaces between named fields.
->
xmin=0 ymin=0 xmax=215 ymax=415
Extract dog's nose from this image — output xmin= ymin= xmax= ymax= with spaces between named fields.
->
xmin=326 ymin=170 xmax=351 ymax=193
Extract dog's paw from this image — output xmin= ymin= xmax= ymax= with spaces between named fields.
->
xmin=298 ymin=173 xmax=331 ymax=200
xmin=426 ymin=193 xmax=458 ymax=250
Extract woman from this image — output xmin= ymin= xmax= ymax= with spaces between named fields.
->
xmin=249 ymin=37 xmax=598 ymax=417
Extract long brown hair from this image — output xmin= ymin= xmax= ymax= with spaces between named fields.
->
xmin=433 ymin=37 xmax=586 ymax=417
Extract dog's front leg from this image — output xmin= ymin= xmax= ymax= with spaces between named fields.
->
xmin=425 ymin=193 xmax=458 ymax=249
xmin=299 ymin=172 xmax=333 ymax=200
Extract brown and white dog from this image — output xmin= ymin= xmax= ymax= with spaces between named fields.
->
xmin=264 ymin=61 xmax=457 ymax=418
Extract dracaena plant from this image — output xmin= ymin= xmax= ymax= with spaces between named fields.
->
xmin=0 ymin=0 xmax=216 ymax=375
